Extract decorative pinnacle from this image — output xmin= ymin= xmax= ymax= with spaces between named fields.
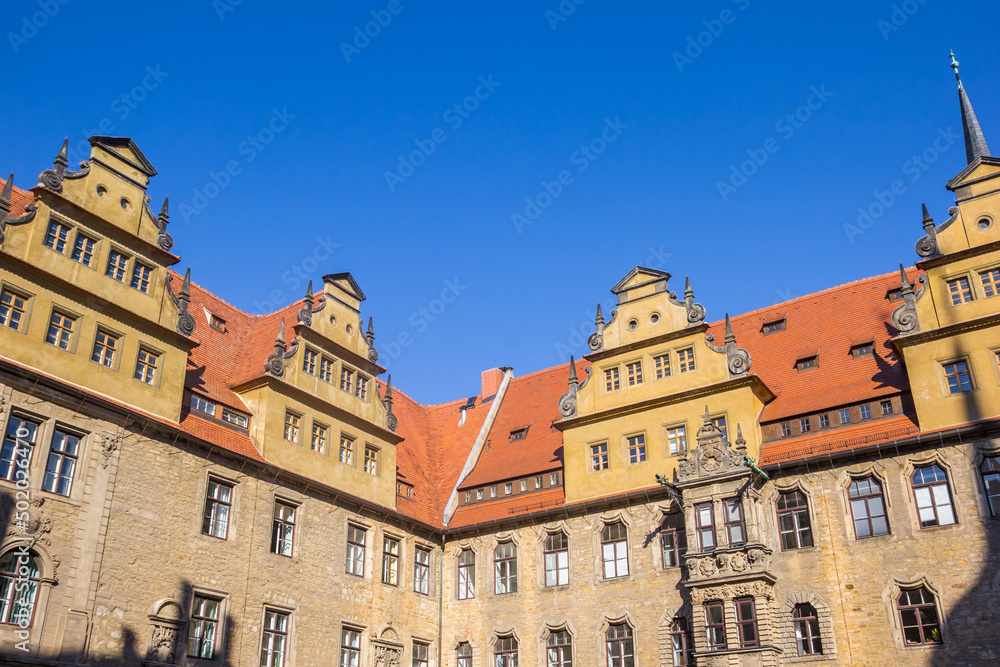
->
xmin=703 ymin=405 xmax=711 ymax=424
xmin=385 ymin=374 xmax=394 ymax=401
xmin=595 ymin=303 xmax=604 ymax=327
xmin=735 ymin=423 xmax=747 ymax=451
xmin=921 ymin=203 xmax=934 ymax=231
xmin=0 ymin=174 xmax=12 ymax=213
xmin=724 ymin=313 xmax=736 ymax=345
xmin=304 ymin=280 xmax=313 ymax=299
xmin=950 ymin=50 xmax=961 ymax=83
xmin=899 ymin=263 xmax=914 ymax=296
xmin=568 ymin=356 xmax=578 ymax=385
xmin=55 ymin=138 xmax=69 ymax=173
xmin=367 ymin=316 xmax=375 ymax=342
xmin=276 ymin=317 xmax=286 ymax=345
xmin=684 ymin=276 xmax=694 ymax=300
xmin=179 ymin=267 xmax=191 ymax=300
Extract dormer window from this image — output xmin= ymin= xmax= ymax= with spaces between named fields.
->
xmin=209 ymin=314 xmax=226 ymax=332
xmin=509 ymin=427 xmax=528 ymax=443
xmin=221 ymin=409 xmax=249 ymax=429
xmin=887 ymin=288 xmax=904 ymax=303
xmin=763 ymin=319 xmax=786 ymax=334
xmin=796 ymin=356 xmax=818 ymax=371
xmin=850 ymin=343 xmax=874 ymax=359
xmin=190 ymin=394 xmax=217 ymax=417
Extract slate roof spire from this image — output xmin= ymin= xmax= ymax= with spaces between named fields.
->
xmin=951 ymin=51 xmax=991 ymax=164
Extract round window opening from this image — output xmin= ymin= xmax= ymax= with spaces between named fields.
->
xmin=628 ymin=319 xmax=638 ymax=330
xmin=346 ymin=324 xmax=353 ymax=335
xmin=120 ymin=198 xmax=132 ymax=212
xmin=329 ymin=315 xmax=337 ymax=327
xmin=650 ymin=313 xmax=660 ymax=324
xmin=978 ymin=217 xmax=993 ymax=230
xmin=96 ymin=185 xmax=109 ymax=199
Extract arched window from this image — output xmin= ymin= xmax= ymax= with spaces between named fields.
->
xmin=912 ymin=465 xmax=956 ymax=527
xmin=546 ymin=629 xmax=572 ymax=667
xmin=605 ymin=623 xmax=634 ymax=667
xmin=494 ymin=635 xmax=517 ymax=667
xmin=776 ymin=490 xmax=813 ymax=550
xmin=457 ymin=641 xmax=472 ymax=667
xmin=601 ymin=522 xmax=629 ymax=579
xmin=544 ymin=532 xmax=569 ymax=586
xmin=792 ymin=603 xmax=822 ymax=655
xmin=669 ymin=618 xmax=693 ymax=666
xmin=458 ymin=549 xmax=475 ymax=600
xmin=848 ymin=477 xmax=889 ymax=538
xmin=979 ymin=457 xmax=1000 ymax=516
xmin=897 ymin=587 xmax=942 ymax=645
xmin=494 ymin=542 xmax=517 ymax=594
xmin=0 ymin=550 xmax=40 ymax=627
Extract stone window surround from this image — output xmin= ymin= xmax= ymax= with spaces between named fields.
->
xmin=453 ymin=539 xmax=478 ymax=602
xmin=882 ymin=576 xmax=947 ymax=652
xmin=187 ymin=585 xmax=230 ymax=663
xmin=489 ymin=627 xmax=521 ymax=665
xmin=91 ymin=324 xmax=124 ymax=373
xmin=776 ymin=592 xmax=837 ymax=663
xmin=198 ymin=470 xmax=240 ymax=542
xmin=765 ymin=480 xmax=819 ymax=554
xmin=662 ymin=420 xmax=689 ymax=458
xmin=594 ymin=510 xmax=633 ymax=584
xmin=1 ymin=407 xmax=90 ymax=507
xmin=654 ymin=502 xmax=686 ymax=571
xmin=970 ymin=444 xmax=1000 ymax=520
xmin=345 ymin=515 xmax=374 ymax=580
xmin=901 ymin=454 xmax=962 ymax=533
xmin=596 ymin=611 xmax=639 ymax=667
xmin=536 ymin=521 xmax=573 ymax=590
xmin=657 ymin=602 xmax=693 ymax=667
xmin=257 ymin=602 xmax=296 ymax=667
xmin=943 ymin=260 xmax=1000 ymax=302
xmin=539 ymin=621 xmax=577 ymax=667
xmin=621 ymin=430 xmax=647 ymax=467
xmin=380 ymin=526 xmax=407 ymax=588
xmin=338 ymin=619 xmax=369 ymax=666
xmin=45 ymin=303 xmax=81 ymax=355
xmin=0 ymin=540 xmax=57 ymax=639
xmin=489 ymin=531 xmax=519 ymax=597
xmin=270 ymin=495 xmax=300 ymax=560
xmin=937 ymin=353 xmax=978 ymax=397
xmin=411 ymin=541 xmax=435 ymax=596
xmin=838 ymin=464 xmax=894 ymax=542
xmin=0 ymin=281 xmax=35 ymax=335
xmin=43 ymin=212 xmax=104 ymax=272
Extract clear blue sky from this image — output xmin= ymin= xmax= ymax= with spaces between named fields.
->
xmin=3 ymin=1 xmax=998 ymax=404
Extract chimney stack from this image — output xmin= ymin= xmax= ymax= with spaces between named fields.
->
xmin=481 ymin=367 xmax=507 ymax=398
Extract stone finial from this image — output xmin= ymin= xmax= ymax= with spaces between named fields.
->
xmin=915 ymin=203 xmax=939 ymax=257
xmin=558 ymin=356 xmax=580 ymax=418
xmin=588 ymin=303 xmax=606 ymax=352
xmin=155 ymin=196 xmax=174 ymax=251
xmin=735 ymin=423 xmax=747 ymax=453
xmin=891 ymin=263 xmax=924 ymax=334
xmin=705 ymin=312 xmax=752 ymax=377
xmin=175 ymin=268 xmax=196 ymax=336
xmin=38 ymin=138 xmax=91 ymax=193
xmin=682 ymin=276 xmax=707 ymax=325
xmin=384 ymin=375 xmax=398 ymax=432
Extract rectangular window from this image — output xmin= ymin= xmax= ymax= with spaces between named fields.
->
xmin=667 ymin=425 xmax=687 ymax=455
xmin=283 ymin=411 xmax=300 ymax=443
xmin=302 ymin=349 xmax=316 ymax=374
xmin=46 ymin=311 xmax=75 ymax=350
xmin=777 ymin=490 xmax=814 ymax=550
xmin=130 ymin=262 xmax=152 ymax=293
xmin=260 ymin=610 xmax=289 ymax=667
xmin=134 ymin=348 xmax=160 ymax=385
xmin=781 ymin=422 xmax=791 ymax=437
xmin=881 ymin=400 xmax=893 ymax=415
xmin=494 ymin=541 xmax=517 ymax=594
xmin=520 ymin=479 xmax=527 ymax=492
xmin=860 ymin=405 xmax=872 ymax=420
xmin=536 ymin=475 xmax=543 ymax=488
xmin=724 ymin=500 xmax=746 ymax=546
xmin=346 ymin=524 xmax=366 ymax=576
xmin=797 ymin=356 xmax=817 ymax=371
xmin=695 ymin=502 xmax=715 ymax=552
xmin=202 ymin=479 xmax=233 ymax=539
xmin=661 ymin=512 xmax=685 ymax=569
xmin=606 ymin=624 xmax=633 ymax=667
xmin=948 ymin=276 xmax=974 ymax=305
xmin=382 ymin=536 xmax=400 ymax=585
xmin=495 ymin=635 xmax=518 ymax=667
xmin=271 ymin=501 xmax=296 ymax=557
xmin=221 ymin=409 xmax=248 ymax=428
xmin=799 ymin=418 xmax=810 ymax=433
xmin=504 ymin=483 xmax=512 ymax=495
xmin=106 ymin=250 xmax=128 ymax=282
xmin=626 ymin=361 xmax=643 ymax=386
xmin=849 ymin=477 xmax=890 ymax=538
xmin=209 ymin=314 xmax=225 ymax=331
xmin=550 ymin=473 xmax=559 ymax=485
xmin=677 ymin=348 xmax=695 ymax=373
xmin=412 ymin=642 xmax=429 ymax=667
xmin=839 ymin=409 xmax=851 ymax=424
xmin=310 ymin=422 xmax=327 ymax=454
xmin=414 ymin=546 xmax=430 ymax=595
xmin=477 ymin=489 xmax=484 ymax=501
xmin=982 ymin=268 xmax=1000 ymax=298
xmin=340 ymin=627 xmax=361 ymax=667
xmin=712 ymin=416 xmax=728 ymax=440
xmin=819 ymin=414 xmax=830 ymax=428
xmin=187 ymin=595 xmax=221 ymax=659
xmin=604 ymin=367 xmax=620 ymax=391
xmin=0 ymin=289 xmax=27 ymax=331
xmin=912 ymin=465 xmax=956 ymax=528
xmin=91 ymin=329 xmax=118 ymax=368
xmin=763 ymin=319 xmax=786 ymax=334
xmin=340 ymin=367 xmax=354 ymax=393
xmin=592 ymin=442 xmax=609 ymax=471
xmin=705 ymin=601 xmax=726 ymax=651
xmin=654 ymin=353 xmax=671 ymax=379
xmin=364 ymin=445 xmax=378 ymax=476
xmin=851 ymin=343 xmax=873 ymax=358
xmin=464 ymin=491 xmax=471 ymax=503
xmin=339 ymin=435 xmax=354 ymax=465
xmin=2 ymin=417 xmax=38 ymax=482
xmin=490 ymin=485 xmax=497 ymax=498
xmin=190 ymin=394 xmax=216 ymax=416
xmin=356 ymin=376 xmax=368 ymax=400
xmin=319 ymin=356 xmax=334 ymax=382
xmin=601 ymin=522 xmax=629 ymax=579
xmin=71 ymin=233 xmax=95 ymax=266
xmin=544 ymin=532 xmax=569 ymax=586
xmin=42 ymin=428 xmax=80 ymax=496
xmin=44 ymin=221 xmax=70 ymax=253
xmin=458 ymin=549 xmax=475 ymax=599
xmin=627 ymin=434 xmax=646 ymax=464
xmin=457 ymin=642 xmax=472 ymax=667
xmin=735 ymin=597 xmax=759 ymax=648
xmin=943 ymin=361 xmax=973 ymax=394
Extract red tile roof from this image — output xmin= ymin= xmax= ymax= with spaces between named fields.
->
xmin=759 ymin=414 xmax=920 ymax=465
xmin=449 ymin=487 xmax=566 ymax=528
xmin=1 ymin=176 xmax=35 ymax=216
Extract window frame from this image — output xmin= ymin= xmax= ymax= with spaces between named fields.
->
xmin=457 ymin=548 xmax=476 ymax=600
xmin=90 ymin=327 xmax=120 ymax=370
xmin=105 ymin=247 xmax=130 ymax=283
xmin=897 ymin=586 xmax=943 ymax=646
xmin=705 ymin=601 xmax=727 ymax=651
xmin=382 ymin=535 xmax=400 ymax=586
xmin=941 ymin=358 xmax=974 ymax=395
xmin=187 ymin=594 xmax=223 ymax=660
xmin=776 ymin=489 xmax=814 ymax=551
xmin=625 ymin=360 xmax=643 ymax=386
xmin=792 ymin=603 xmax=823 ymax=656
xmin=625 ymin=433 xmax=646 ymax=465
xmin=735 ymin=597 xmax=759 ymax=649
xmin=980 ymin=456 xmax=1000 ymax=517
xmin=723 ymin=499 xmax=746 ymax=546
xmin=202 ymin=477 xmax=235 ymax=540
xmin=946 ymin=275 xmax=974 ymax=305
xmin=695 ymin=502 xmax=716 ymax=552
xmin=1 ymin=414 xmax=39 ymax=482
xmin=604 ymin=366 xmax=621 ymax=392
xmin=544 ymin=531 xmax=569 ymax=587
xmin=677 ymin=347 xmax=695 ymax=373
xmin=591 ymin=441 xmax=609 ymax=472
xmin=364 ymin=444 xmax=379 ymax=476
xmin=600 ymin=521 xmax=629 ymax=580
xmin=41 ymin=426 xmax=82 ymax=497
xmin=339 ymin=434 xmax=355 ymax=466
xmin=340 ymin=626 xmax=362 ymax=667
xmin=270 ymin=499 xmax=297 ymax=558
xmin=310 ymin=420 xmax=328 ymax=455
xmin=260 ymin=608 xmax=290 ymax=667
xmin=493 ymin=541 xmax=517 ymax=595
xmin=546 ymin=629 xmax=573 ymax=667
xmin=134 ymin=346 xmax=161 ymax=386
xmin=413 ymin=545 xmax=431 ymax=595
xmin=669 ymin=617 xmax=693 ymax=666
xmin=848 ymin=476 xmax=890 ymax=539
xmin=605 ymin=623 xmax=634 ymax=667
xmin=494 ymin=634 xmax=518 ymax=667
xmin=412 ymin=640 xmax=429 ymax=667
xmin=45 ymin=308 xmax=76 ymax=352
xmin=130 ymin=260 xmax=153 ymax=294
xmin=0 ymin=286 xmax=31 ymax=334
xmin=653 ymin=353 xmax=671 ymax=379
xmin=666 ymin=423 xmax=687 ymax=456
xmin=660 ymin=512 xmax=685 ymax=569
xmin=346 ymin=524 xmax=367 ymax=577
xmin=283 ymin=410 xmax=301 ymax=444
xmin=911 ymin=464 xmax=956 ymax=528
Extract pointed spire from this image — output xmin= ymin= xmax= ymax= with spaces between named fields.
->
xmin=684 ymin=276 xmax=694 ymax=300
xmin=179 ymin=267 xmax=191 ymax=299
xmin=921 ymin=203 xmax=933 ymax=229
xmin=950 ymin=51 xmax=991 ymax=164
xmin=0 ymin=174 xmax=12 ymax=214
xmin=54 ymin=138 xmax=69 ymax=176
xmin=703 ymin=405 xmax=711 ymax=424
xmin=159 ymin=196 xmax=170 ymax=222
xmin=568 ymin=356 xmax=578 ymax=385
xmin=366 ymin=316 xmax=375 ymax=345
xmin=385 ymin=374 xmax=393 ymax=401
xmin=899 ymin=263 xmax=914 ymax=296
xmin=276 ymin=317 xmax=286 ymax=346
xmin=305 ymin=280 xmax=313 ymax=299
xmin=595 ymin=303 xmax=604 ymax=327
xmin=724 ymin=313 xmax=736 ymax=345
xmin=735 ymin=423 xmax=747 ymax=452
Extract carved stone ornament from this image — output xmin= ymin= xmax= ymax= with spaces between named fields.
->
xmin=165 ymin=270 xmax=196 ymax=337
xmin=704 ymin=314 xmax=752 ymax=377
xmin=587 ymin=303 xmax=611 ymax=352
xmin=100 ymin=432 xmax=124 ymax=468
xmin=371 ymin=628 xmax=403 ymax=667
xmin=676 ymin=408 xmax=749 ymax=482
xmin=667 ymin=276 xmax=706 ymax=325
xmin=891 ymin=264 xmax=927 ymax=334
xmin=144 ymin=599 xmax=184 ymax=666
xmin=37 ymin=139 xmax=90 ymax=195
xmin=691 ymin=579 xmax=776 ymax=603
xmin=265 ymin=317 xmax=300 ymax=378
xmin=381 ymin=376 xmax=398 ymax=432
xmin=915 ymin=203 xmax=940 ymax=258
xmin=295 ymin=280 xmax=327 ymax=327
xmin=365 ymin=316 xmax=379 ymax=363
xmin=0 ymin=172 xmax=38 ymax=245
xmin=154 ymin=197 xmax=174 ymax=252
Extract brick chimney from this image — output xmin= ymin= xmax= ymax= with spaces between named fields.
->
xmin=481 ymin=367 xmax=507 ymax=399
